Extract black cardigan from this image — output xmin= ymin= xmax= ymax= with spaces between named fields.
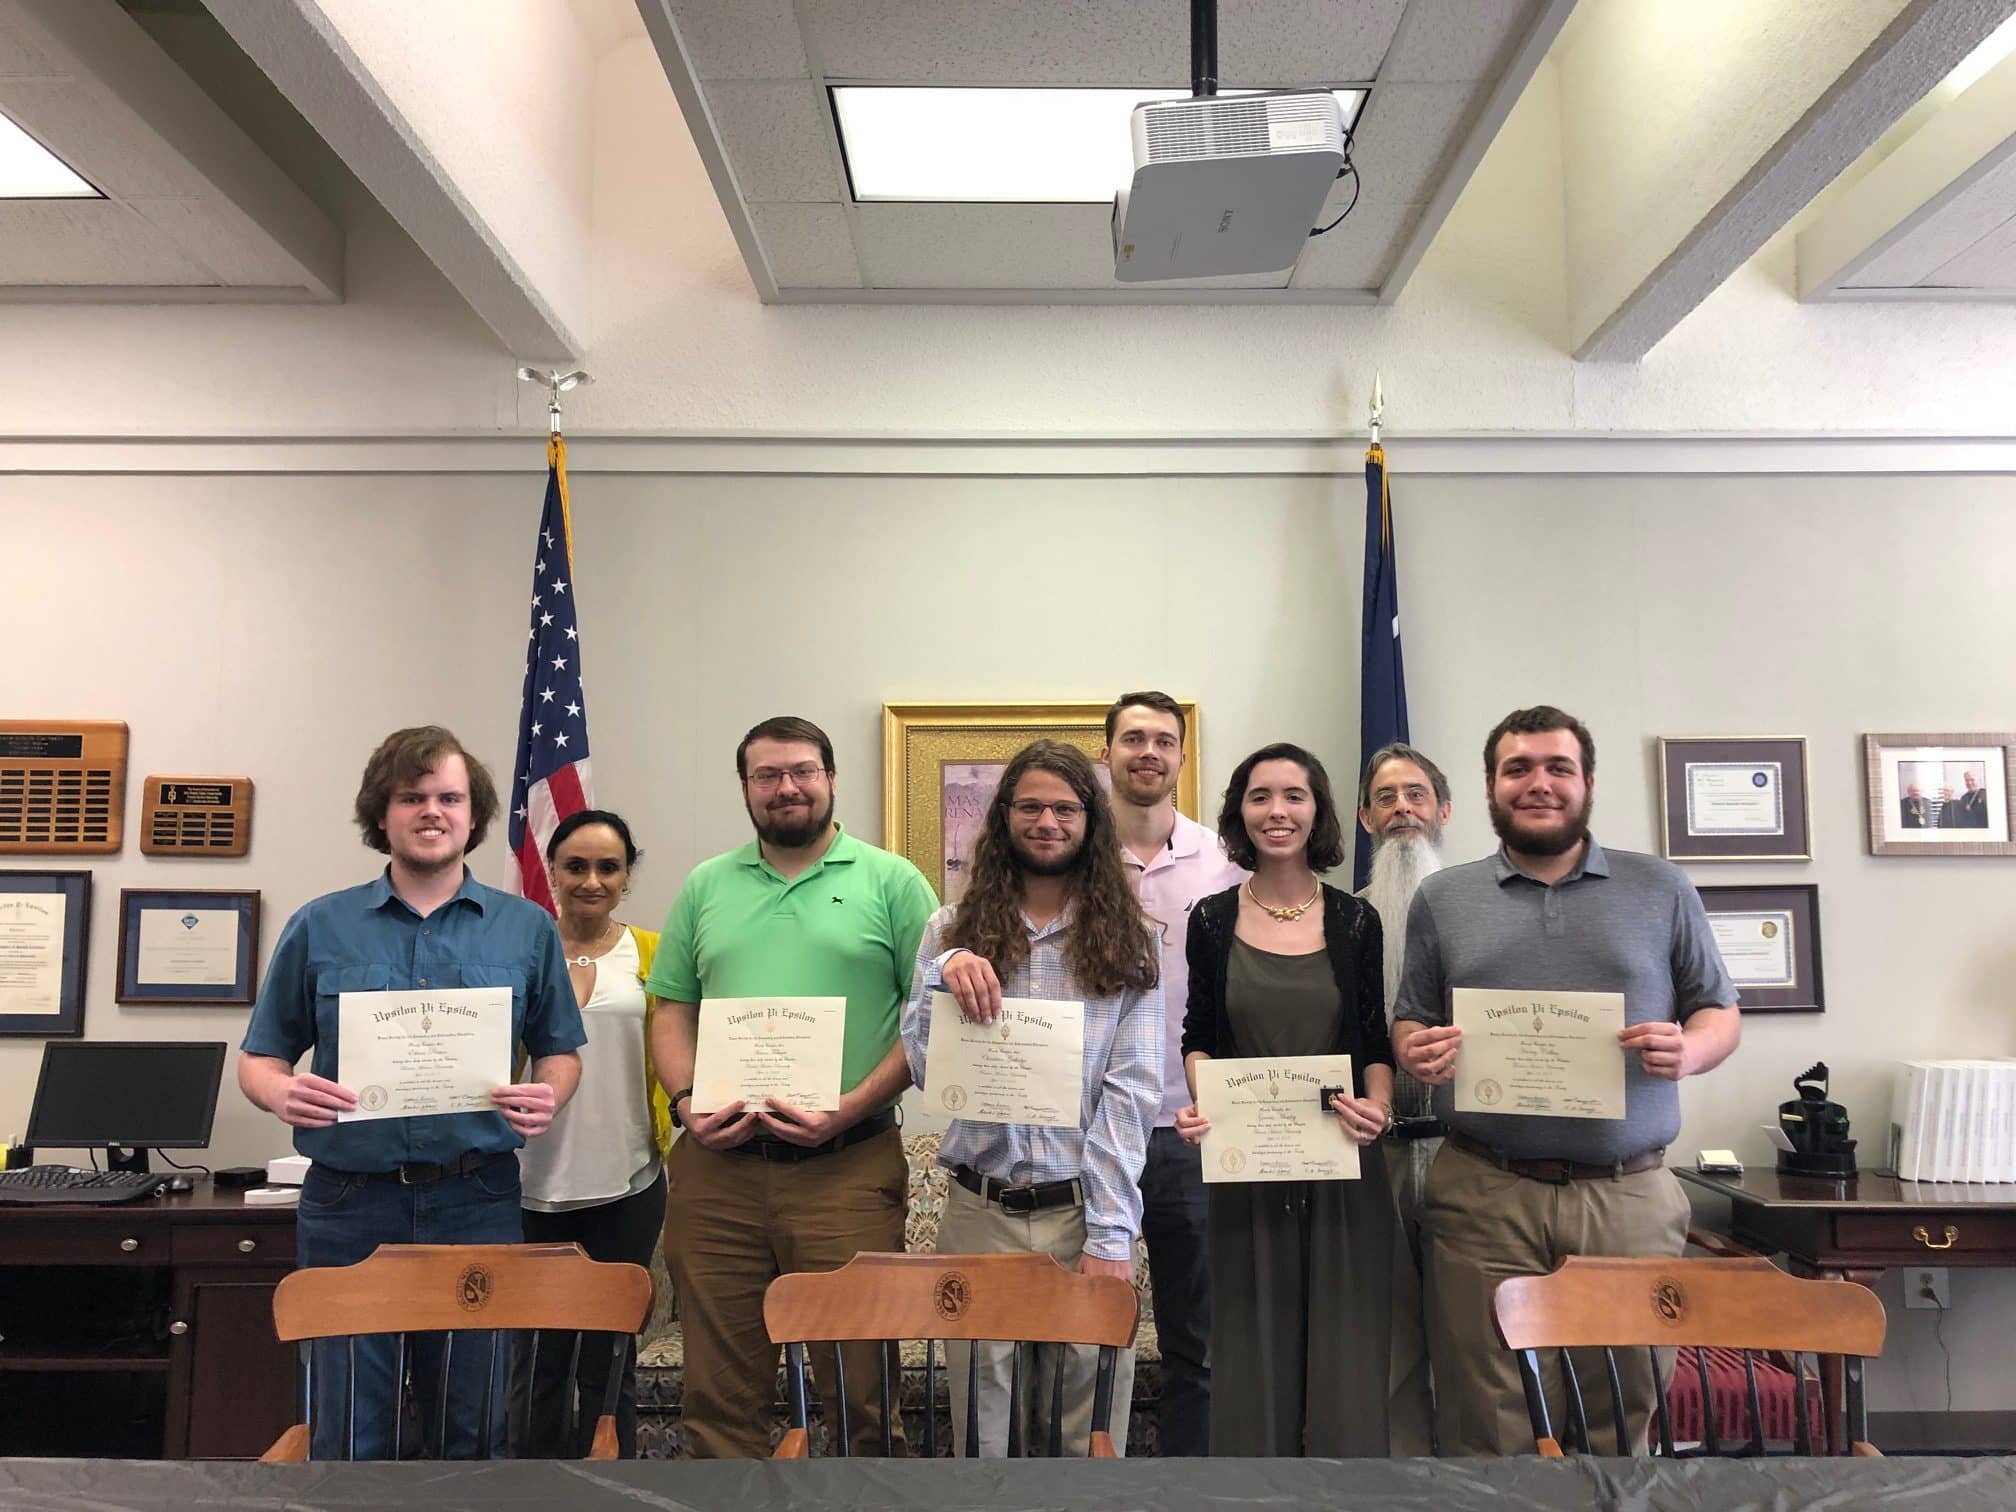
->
xmin=1180 ymin=883 xmax=1394 ymax=1096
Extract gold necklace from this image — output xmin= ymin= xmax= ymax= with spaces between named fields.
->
xmin=1245 ymin=879 xmax=1320 ymax=922
xmin=564 ymin=916 xmax=618 ymax=967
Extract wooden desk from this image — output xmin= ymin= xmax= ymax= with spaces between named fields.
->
xmin=1677 ymin=1167 xmax=2016 ymax=1451
xmin=0 ymin=1179 xmax=296 ymax=1458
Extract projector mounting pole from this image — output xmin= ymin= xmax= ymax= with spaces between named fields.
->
xmin=1191 ymin=0 xmax=1217 ymax=96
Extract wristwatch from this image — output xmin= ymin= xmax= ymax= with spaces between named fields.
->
xmin=668 ymin=1088 xmax=694 ymax=1129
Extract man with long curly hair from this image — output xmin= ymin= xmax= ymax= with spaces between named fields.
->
xmin=901 ymin=739 xmax=1162 ymax=1457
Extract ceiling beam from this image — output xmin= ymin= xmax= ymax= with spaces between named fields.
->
xmin=204 ymin=0 xmax=589 ymax=361
xmin=1566 ymin=0 xmax=2016 ymax=362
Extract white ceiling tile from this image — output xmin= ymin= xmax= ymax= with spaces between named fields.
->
xmin=1920 ymin=204 xmax=2016 ymax=292
xmin=1380 ymin=0 xmax=1540 ymax=84
xmin=1850 ymin=148 xmax=2016 ymax=288
xmin=750 ymin=201 xmax=862 ymax=287
xmin=1348 ymin=81 xmax=1473 ymax=205
xmin=1290 ymin=199 xmax=1420 ymax=288
xmin=0 ymin=200 xmax=214 ymax=284
xmin=854 ymin=202 xmax=1121 ymax=287
xmin=703 ymin=79 xmax=845 ymax=201
xmin=804 ymin=1 xmax=1400 ymax=87
xmin=665 ymin=0 xmax=808 ymax=79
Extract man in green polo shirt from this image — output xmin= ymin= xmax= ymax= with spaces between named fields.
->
xmin=649 ymin=715 xmax=937 ymax=1459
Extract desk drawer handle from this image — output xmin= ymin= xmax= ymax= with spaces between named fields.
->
xmin=237 ymin=1238 xmax=257 ymax=1253
xmin=1912 ymin=1224 xmax=1958 ymax=1251
xmin=119 ymin=1237 xmax=140 ymax=1253
xmin=168 ymin=1321 xmax=188 ymax=1337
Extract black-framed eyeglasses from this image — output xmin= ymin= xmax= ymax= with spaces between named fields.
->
xmin=745 ymin=764 xmax=830 ymax=791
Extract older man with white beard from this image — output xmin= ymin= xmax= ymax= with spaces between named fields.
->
xmin=1356 ymin=743 xmax=1452 ymax=1455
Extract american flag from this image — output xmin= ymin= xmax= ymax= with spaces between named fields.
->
xmin=505 ymin=434 xmax=594 ymax=912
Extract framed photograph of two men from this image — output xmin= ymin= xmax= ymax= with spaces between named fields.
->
xmin=883 ymin=702 xmax=1202 ymax=903
xmin=1657 ymin=736 xmax=1812 ymax=862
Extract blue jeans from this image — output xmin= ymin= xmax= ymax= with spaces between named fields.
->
xmin=294 ymin=1156 xmax=525 ymax=1460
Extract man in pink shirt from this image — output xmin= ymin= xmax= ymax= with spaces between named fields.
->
xmin=1101 ymin=690 xmax=1246 ymax=1455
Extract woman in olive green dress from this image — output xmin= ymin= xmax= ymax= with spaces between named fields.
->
xmin=1174 ymin=742 xmax=1396 ymax=1456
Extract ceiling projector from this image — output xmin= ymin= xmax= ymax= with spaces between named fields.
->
xmin=1112 ymin=91 xmax=1346 ymax=283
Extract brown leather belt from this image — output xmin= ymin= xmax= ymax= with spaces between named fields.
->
xmin=725 ymin=1107 xmax=897 ymax=1162
xmin=1447 ymin=1129 xmax=1665 ymax=1185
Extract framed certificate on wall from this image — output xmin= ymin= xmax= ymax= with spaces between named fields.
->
xmin=0 ymin=870 xmax=91 ymax=1036
xmin=115 ymin=888 xmax=260 ymax=1007
xmin=1657 ymin=736 xmax=1811 ymax=862
xmin=1697 ymin=883 xmax=1824 ymax=1014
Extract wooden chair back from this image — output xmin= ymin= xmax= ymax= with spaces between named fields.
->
xmin=1492 ymin=1255 xmax=1886 ymax=1458
xmin=762 ymin=1251 xmax=1139 ymax=1459
xmin=263 ymin=1243 xmax=653 ymax=1462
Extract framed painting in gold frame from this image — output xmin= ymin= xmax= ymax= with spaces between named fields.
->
xmin=883 ymin=701 xmax=1202 ymax=901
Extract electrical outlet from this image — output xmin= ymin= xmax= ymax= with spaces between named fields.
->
xmin=1906 ymin=1267 xmax=1949 ymax=1309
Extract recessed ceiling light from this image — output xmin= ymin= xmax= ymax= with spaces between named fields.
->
xmin=830 ymin=85 xmax=1365 ymax=203
xmin=0 ymin=110 xmax=98 ymax=199
xmin=1947 ymin=13 xmax=2016 ymax=97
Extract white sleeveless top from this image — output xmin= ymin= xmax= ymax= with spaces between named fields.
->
xmin=519 ymin=929 xmax=658 ymax=1211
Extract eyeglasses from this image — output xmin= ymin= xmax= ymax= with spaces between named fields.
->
xmin=745 ymin=764 xmax=829 ymax=791
xmin=1006 ymin=799 xmax=1085 ymax=822
xmin=1370 ymin=785 xmax=1435 ymax=811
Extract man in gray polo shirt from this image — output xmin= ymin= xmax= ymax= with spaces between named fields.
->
xmin=1393 ymin=706 xmax=1739 ymax=1457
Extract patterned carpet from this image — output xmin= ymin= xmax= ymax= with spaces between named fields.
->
xmin=633 ymin=1133 xmax=1164 ymax=1458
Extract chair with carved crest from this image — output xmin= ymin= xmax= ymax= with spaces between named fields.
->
xmin=763 ymin=1251 xmax=1138 ymax=1458
xmin=261 ymin=1243 xmax=653 ymax=1462
xmin=1492 ymin=1254 xmax=1886 ymax=1458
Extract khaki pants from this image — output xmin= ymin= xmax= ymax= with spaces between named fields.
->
xmin=1422 ymin=1140 xmax=1689 ymax=1457
xmin=935 ymin=1178 xmax=1135 ymax=1458
xmin=663 ymin=1128 xmax=908 ymax=1459
xmin=1382 ymin=1137 xmax=1438 ymax=1455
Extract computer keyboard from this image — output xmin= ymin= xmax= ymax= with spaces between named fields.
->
xmin=0 ymin=1167 xmax=163 ymax=1205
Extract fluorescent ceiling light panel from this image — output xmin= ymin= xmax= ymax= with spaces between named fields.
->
xmin=0 ymin=110 xmax=98 ymax=198
xmin=832 ymin=86 xmax=1365 ymax=202
xmin=1947 ymin=13 xmax=2016 ymax=97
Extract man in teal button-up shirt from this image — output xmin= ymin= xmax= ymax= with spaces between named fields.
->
xmin=238 ymin=726 xmax=583 ymax=1458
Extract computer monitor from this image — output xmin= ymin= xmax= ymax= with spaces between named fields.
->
xmin=25 ymin=1040 xmax=227 ymax=1173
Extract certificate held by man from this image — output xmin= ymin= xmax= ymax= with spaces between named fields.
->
xmin=337 ymin=987 xmax=511 ymax=1121
xmin=924 ymin=991 xmax=1083 ymax=1128
xmin=1195 ymin=1055 xmax=1361 ymax=1184
xmin=692 ymin=996 xmax=846 ymax=1112
xmin=1452 ymin=988 xmax=1625 ymax=1119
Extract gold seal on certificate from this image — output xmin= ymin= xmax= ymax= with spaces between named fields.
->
xmin=1452 ymin=988 xmax=1625 ymax=1120
xmin=692 ymin=997 xmax=846 ymax=1112
xmin=923 ymin=992 xmax=1083 ymax=1128
xmin=337 ymin=987 xmax=512 ymax=1121
xmin=1195 ymin=1055 xmax=1361 ymax=1184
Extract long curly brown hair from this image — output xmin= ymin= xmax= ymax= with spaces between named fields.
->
xmin=945 ymin=740 xmax=1158 ymax=997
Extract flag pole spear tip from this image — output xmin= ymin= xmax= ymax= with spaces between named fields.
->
xmin=1368 ymin=373 xmax=1384 ymax=447
xmin=515 ymin=366 xmax=592 ymax=438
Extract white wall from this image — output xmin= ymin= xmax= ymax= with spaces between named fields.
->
xmin=9 ymin=460 xmax=2016 ymax=1410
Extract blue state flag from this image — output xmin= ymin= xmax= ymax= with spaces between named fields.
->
xmin=1355 ymin=443 xmax=1409 ymax=890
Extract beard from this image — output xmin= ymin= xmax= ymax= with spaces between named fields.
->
xmin=1364 ymin=831 xmax=1442 ymax=1009
xmin=1487 ymin=791 xmax=1592 ymax=857
xmin=1009 ymin=829 xmax=1085 ymax=878
xmin=746 ymin=790 xmax=834 ymax=849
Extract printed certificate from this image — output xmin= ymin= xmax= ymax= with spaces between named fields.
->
xmin=0 ymin=892 xmax=65 ymax=1016
xmin=1452 ymin=988 xmax=1626 ymax=1120
xmin=692 ymin=996 xmax=846 ymax=1112
xmin=1708 ymin=910 xmax=1796 ymax=989
xmin=338 ymin=987 xmax=511 ymax=1121
xmin=1684 ymin=761 xmax=1784 ymax=836
xmin=924 ymin=992 xmax=1083 ymax=1128
xmin=1196 ymin=1055 xmax=1361 ymax=1184
xmin=136 ymin=907 xmax=239 ymax=985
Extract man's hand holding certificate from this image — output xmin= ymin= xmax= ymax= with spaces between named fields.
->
xmin=924 ymin=991 xmax=1083 ymax=1127
xmin=1451 ymin=988 xmax=1626 ymax=1119
xmin=1194 ymin=1056 xmax=1362 ymax=1183
xmin=337 ymin=987 xmax=512 ymax=1121
xmin=692 ymin=997 xmax=846 ymax=1113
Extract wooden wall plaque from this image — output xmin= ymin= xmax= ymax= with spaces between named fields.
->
xmin=0 ymin=720 xmax=126 ymax=854
xmin=139 ymin=775 xmax=253 ymax=857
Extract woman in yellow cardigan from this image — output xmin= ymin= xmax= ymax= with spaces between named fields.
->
xmin=509 ymin=809 xmax=672 ymax=1458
